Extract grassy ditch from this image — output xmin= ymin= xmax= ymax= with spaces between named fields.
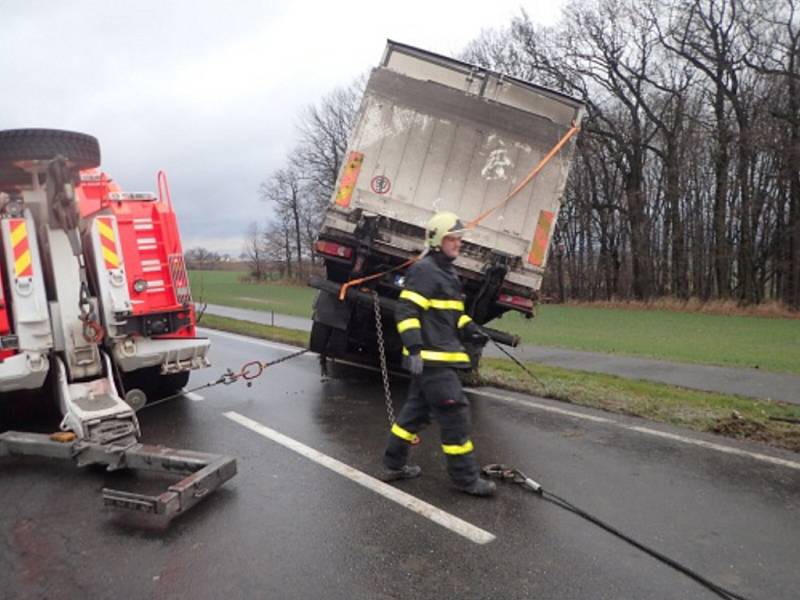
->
xmin=198 ymin=313 xmax=800 ymax=454
xmin=480 ymin=358 xmax=800 ymax=453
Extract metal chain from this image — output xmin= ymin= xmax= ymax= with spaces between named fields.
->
xmin=372 ymin=291 xmax=395 ymax=425
xmin=139 ymin=347 xmax=308 ymax=411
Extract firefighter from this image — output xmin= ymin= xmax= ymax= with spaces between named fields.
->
xmin=382 ymin=211 xmax=496 ymax=496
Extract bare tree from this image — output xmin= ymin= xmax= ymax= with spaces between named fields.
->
xmin=260 ymin=165 xmax=305 ymax=272
xmin=185 ymin=246 xmax=221 ymax=269
xmin=242 ymin=222 xmax=267 ymax=280
xmin=296 ymin=78 xmax=364 ymax=213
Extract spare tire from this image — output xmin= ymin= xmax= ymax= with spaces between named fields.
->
xmin=0 ymin=128 xmax=101 ymax=170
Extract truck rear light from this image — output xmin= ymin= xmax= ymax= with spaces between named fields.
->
xmin=315 ymin=240 xmax=353 ymax=259
xmin=497 ymin=293 xmax=534 ymax=310
xmin=168 ymin=254 xmax=192 ymax=304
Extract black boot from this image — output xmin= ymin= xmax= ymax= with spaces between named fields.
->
xmin=456 ymin=477 xmax=496 ymax=497
xmin=382 ymin=464 xmax=422 ymax=482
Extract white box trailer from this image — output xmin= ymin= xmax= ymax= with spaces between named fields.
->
xmin=310 ymin=41 xmax=584 ymax=368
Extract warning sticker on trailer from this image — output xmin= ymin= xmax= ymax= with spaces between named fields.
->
xmin=370 ymin=175 xmax=391 ymax=195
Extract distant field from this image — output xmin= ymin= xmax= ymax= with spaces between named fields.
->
xmin=189 ymin=270 xmax=316 ymax=318
xmin=190 ymin=270 xmax=800 ymax=374
xmin=495 ymin=308 xmax=800 ymax=375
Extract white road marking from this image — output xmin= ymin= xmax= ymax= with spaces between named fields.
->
xmin=199 ymin=327 xmax=311 ymax=354
xmin=467 ymin=389 xmax=800 ymax=472
xmin=224 ymin=411 xmax=496 ymax=545
xmin=185 ymin=392 xmax=204 ymax=402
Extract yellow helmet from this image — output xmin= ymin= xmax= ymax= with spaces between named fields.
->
xmin=425 ymin=212 xmax=467 ymax=248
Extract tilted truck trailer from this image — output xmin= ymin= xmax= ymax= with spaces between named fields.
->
xmin=310 ymin=41 xmax=584 ymax=370
xmin=0 ymin=129 xmax=235 ymax=520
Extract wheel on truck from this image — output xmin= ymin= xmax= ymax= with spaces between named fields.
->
xmin=119 ymin=366 xmax=190 ymax=406
xmin=0 ymin=128 xmax=101 ymax=172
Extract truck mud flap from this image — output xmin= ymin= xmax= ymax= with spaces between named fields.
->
xmin=0 ymin=431 xmax=236 ymax=521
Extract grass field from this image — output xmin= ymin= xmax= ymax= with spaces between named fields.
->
xmin=190 ymin=270 xmax=800 ymax=374
xmin=190 ymin=270 xmax=316 ymax=317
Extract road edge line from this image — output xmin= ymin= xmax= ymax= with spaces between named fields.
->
xmin=467 ymin=388 xmax=800 ymax=471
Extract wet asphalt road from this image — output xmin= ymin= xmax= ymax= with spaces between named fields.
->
xmin=1 ymin=329 xmax=799 ymax=600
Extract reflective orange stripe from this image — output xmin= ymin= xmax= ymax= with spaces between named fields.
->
xmin=97 ymin=217 xmax=120 ymax=269
xmin=528 ymin=210 xmax=555 ymax=267
xmin=335 ymin=151 xmax=364 ymax=207
xmin=9 ymin=219 xmax=33 ymax=278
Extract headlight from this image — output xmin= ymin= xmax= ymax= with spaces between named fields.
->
xmin=133 ymin=279 xmax=148 ymax=293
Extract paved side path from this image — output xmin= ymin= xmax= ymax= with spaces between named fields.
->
xmin=201 ymin=303 xmax=800 ymax=405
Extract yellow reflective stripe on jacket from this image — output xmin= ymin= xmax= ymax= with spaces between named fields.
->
xmin=396 ymin=318 xmax=421 ymax=333
xmin=391 ymin=423 xmax=419 ymax=444
xmin=457 ymin=314 xmax=473 ymax=329
xmin=429 ymin=299 xmax=464 ymax=311
xmin=398 ymin=290 xmax=463 ymax=312
xmin=421 ymin=349 xmax=470 ymax=363
xmin=399 ymin=289 xmax=431 ymax=310
xmin=442 ymin=440 xmax=474 ymax=455
xmin=401 ymin=347 xmax=470 ymax=363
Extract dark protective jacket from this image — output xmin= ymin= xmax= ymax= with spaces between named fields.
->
xmin=395 ymin=251 xmax=482 ymax=369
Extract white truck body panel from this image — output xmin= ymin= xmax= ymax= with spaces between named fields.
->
xmin=0 ymin=211 xmax=53 ymax=351
xmin=320 ymin=41 xmax=584 ymax=292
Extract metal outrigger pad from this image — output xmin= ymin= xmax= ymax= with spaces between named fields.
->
xmin=0 ymin=430 xmax=237 ymax=520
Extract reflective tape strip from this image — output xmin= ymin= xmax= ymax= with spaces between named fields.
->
xmin=97 ymin=217 xmax=121 ymax=270
xmin=528 ymin=210 xmax=555 ymax=267
xmin=401 ymin=348 xmax=471 ymax=363
xmin=9 ymin=219 xmax=33 ymax=278
xmin=399 ymin=289 xmax=431 ymax=310
xmin=458 ymin=315 xmax=473 ymax=329
xmin=10 ymin=221 xmax=27 ymax=246
xmin=391 ymin=423 xmax=420 ymax=444
xmin=429 ymin=299 xmax=464 ymax=311
xmin=15 ymin=249 xmax=31 ymax=277
xmin=397 ymin=318 xmax=421 ymax=333
xmin=96 ymin=218 xmax=115 ymax=241
xmin=335 ymin=151 xmax=364 ymax=207
xmin=442 ymin=440 xmax=474 ymax=455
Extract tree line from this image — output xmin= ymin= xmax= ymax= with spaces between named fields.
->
xmin=255 ymin=0 xmax=798 ymax=309
xmin=465 ymin=0 xmax=800 ymax=307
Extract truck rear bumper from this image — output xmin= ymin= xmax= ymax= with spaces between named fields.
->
xmin=0 ymin=352 xmax=49 ymax=392
xmin=112 ymin=337 xmax=211 ymax=373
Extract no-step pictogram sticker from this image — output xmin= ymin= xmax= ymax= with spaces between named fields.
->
xmin=370 ymin=175 xmax=391 ymax=195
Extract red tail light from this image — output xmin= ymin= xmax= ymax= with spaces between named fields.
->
xmin=497 ymin=293 xmax=534 ymax=310
xmin=315 ymin=240 xmax=353 ymax=259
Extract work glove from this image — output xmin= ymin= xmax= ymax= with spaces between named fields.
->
xmin=407 ymin=353 xmax=424 ymax=376
xmin=465 ymin=328 xmax=490 ymax=347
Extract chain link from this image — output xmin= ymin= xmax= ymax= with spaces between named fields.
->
xmin=372 ymin=291 xmax=395 ymax=425
xmin=139 ymin=347 xmax=308 ymax=411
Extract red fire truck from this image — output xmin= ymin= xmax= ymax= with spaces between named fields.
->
xmin=0 ymin=129 xmax=234 ymax=519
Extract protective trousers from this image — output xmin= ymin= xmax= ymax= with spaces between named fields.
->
xmin=383 ymin=367 xmax=479 ymax=486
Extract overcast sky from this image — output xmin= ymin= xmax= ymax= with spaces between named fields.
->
xmin=1 ymin=0 xmax=564 ymax=255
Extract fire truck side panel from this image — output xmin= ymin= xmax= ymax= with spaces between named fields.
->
xmin=0 ymin=211 xmax=52 ymax=391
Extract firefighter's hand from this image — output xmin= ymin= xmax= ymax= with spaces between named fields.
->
xmin=407 ymin=353 xmax=424 ymax=376
xmin=466 ymin=329 xmax=490 ymax=347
